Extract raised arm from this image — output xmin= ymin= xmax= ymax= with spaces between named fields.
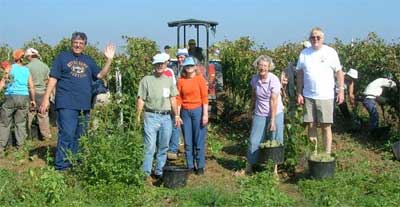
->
xmin=97 ymin=43 xmax=116 ymax=79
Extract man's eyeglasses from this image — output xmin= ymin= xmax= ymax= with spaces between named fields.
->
xmin=310 ymin=36 xmax=321 ymax=40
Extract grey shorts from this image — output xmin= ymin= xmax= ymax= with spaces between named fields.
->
xmin=303 ymin=97 xmax=334 ymax=124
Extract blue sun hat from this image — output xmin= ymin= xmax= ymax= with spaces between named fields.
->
xmin=182 ymin=56 xmax=196 ymax=67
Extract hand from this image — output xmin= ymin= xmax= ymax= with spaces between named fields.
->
xmin=202 ymin=114 xmax=208 ymax=126
xmin=336 ymin=90 xmax=344 ymax=104
xmin=29 ymin=101 xmax=36 ymax=111
xmin=296 ymin=94 xmax=304 ymax=105
xmin=309 ymin=137 xmax=317 ymax=143
xmin=175 ymin=116 xmax=183 ymax=127
xmin=39 ymin=98 xmax=49 ymax=114
xmin=104 ymin=43 xmax=116 ymax=60
xmin=269 ymin=119 xmax=276 ymax=131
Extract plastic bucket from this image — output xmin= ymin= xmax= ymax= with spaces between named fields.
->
xmin=392 ymin=141 xmax=400 ymax=161
xmin=163 ymin=166 xmax=191 ymax=188
xmin=308 ymin=159 xmax=336 ymax=179
xmin=258 ymin=146 xmax=284 ymax=164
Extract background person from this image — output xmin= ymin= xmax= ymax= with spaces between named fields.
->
xmin=39 ymin=32 xmax=115 ymax=170
xmin=362 ymin=76 xmax=397 ymax=131
xmin=246 ymin=55 xmax=284 ymax=175
xmin=296 ymin=27 xmax=344 ymax=154
xmin=25 ymin=48 xmax=52 ymax=140
xmin=176 ymin=56 xmax=208 ymax=175
xmin=136 ymin=53 xmax=180 ymax=181
xmin=188 ymin=39 xmax=204 ymax=62
xmin=336 ymin=68 xmax=358 ymax=120
xmin=0 ymin=49 xmax=36 ymax=153
xmin=167 ymin=48 xmax=188 ymax=160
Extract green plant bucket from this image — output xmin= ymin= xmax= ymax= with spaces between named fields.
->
xmin=392 ymin=141 xmax=400 ymax=161
xmin=163 ymin=166 xmax=191 ymax=188
xmin=308 ymin=159 xmax=336 ymax=179
xmin=258 ymin=146 xmax=284 ymax=164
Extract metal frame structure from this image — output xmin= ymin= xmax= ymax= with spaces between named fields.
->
xmin=167 ymin=18 xmax=218 ymax=64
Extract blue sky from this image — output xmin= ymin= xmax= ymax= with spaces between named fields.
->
xmin=0 ymin=0 xmax=398 ymax=51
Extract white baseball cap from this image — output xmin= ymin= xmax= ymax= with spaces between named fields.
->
xmin=152 ymin=53 xmax=170 ymax=64
xmin=25 ymin=48 xmax=41 ymax=58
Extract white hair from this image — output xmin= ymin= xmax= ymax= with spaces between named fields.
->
xmin=252 ymin=55 xmax=275 ymax=71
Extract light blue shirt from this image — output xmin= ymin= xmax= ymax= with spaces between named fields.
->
xmin=5 ymin=64 xmax=30 ymax=96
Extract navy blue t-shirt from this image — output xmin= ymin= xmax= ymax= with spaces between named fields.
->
xmin=50 ymin=51 xmax=100 ymax=110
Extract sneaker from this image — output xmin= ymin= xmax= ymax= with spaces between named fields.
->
xmin=196 ymin=168 xmax=204 ymax=175
xmin=167 ymin=152 xmax=178 ymax=160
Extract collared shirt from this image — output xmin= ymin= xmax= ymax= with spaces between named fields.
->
xmin=138 ymin=75 xmax=178 ymax=111
xmin=363 ymin=78 xmax=397 ymax=99
xmin=250 ymin=73 xmax=284 ymax=117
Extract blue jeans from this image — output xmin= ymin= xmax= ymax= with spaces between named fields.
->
xmin=142 ymin=112 xmax=172 ymax=176
xmin=247 ymin=112 xmax=284 ymax=165
xmin=55 ymin=109 xmax=89 ymax=170
xmin=363 ymin=98 xmax=379 ymax=130
xmin=168 ymin=115 xmax=181 ymax=153
xmin=181 ymin=106 xmax=207 ymax=169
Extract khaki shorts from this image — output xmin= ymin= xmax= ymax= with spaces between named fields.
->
xmin=303 ymin=97 xmax=334 ymax=124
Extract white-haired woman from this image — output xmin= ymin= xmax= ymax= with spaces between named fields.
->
xmin=247 ymin=55 xmax=284 ymax=175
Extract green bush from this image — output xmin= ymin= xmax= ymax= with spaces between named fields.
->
xmin=237 ymin=171 xmax=294 ymax=206
xmin=75 ymin=104 xmax=143 ymax=186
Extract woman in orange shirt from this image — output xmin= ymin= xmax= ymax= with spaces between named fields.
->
xmin=176 ymin=57 xmax=208 ymax=175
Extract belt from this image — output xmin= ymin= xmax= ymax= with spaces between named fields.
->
xmin=145 ymin=109 xmax=171 ymax=115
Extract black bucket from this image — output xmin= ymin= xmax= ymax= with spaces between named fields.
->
xmin=308 ymin=159 xmax=336 ymax=179
xmin=163 ymin=166 xmax=191 ymax=188
xmin=392 ymin=141 xmax=400 ymax=161
xmin=30 ymin=123 xmax=41 ymax=140
xmin=258 ymin=146 xmax=284 ymax=164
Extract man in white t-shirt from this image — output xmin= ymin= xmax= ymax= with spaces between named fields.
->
xmin=362 ymin=77 xmax=397 ymax=130
xmin=296 ymin=27 xmax=344 ymax=154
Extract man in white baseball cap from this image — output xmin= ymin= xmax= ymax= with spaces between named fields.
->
xmin=137 ymin=53 xmax=180 ymax=182
xmin=25 ymin=48 xmax=52 ymax=140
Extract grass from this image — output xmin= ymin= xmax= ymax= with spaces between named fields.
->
xmin=1 ymin=122 xmax=400 ymax=206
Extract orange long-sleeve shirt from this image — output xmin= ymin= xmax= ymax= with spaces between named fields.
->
xmin=176 ymin=74 xmax=208 ymax=109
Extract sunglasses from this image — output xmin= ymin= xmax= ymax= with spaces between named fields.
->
xmin=310 ymin=36 xmax=322 ymax=40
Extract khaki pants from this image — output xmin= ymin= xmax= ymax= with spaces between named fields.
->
xmin=0 ymin=95 xmax=29 ymax=148
xmin=27 ymin=93 xmax=52 ymax=139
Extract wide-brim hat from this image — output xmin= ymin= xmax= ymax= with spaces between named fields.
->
xmin=182 ymin=57 xmax=196 ymax=67
xmin=346 ymin=68 xmax=358 ymax=79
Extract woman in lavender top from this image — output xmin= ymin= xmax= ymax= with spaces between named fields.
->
xmin=246 ymin=55 xmax=284 ymax=175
